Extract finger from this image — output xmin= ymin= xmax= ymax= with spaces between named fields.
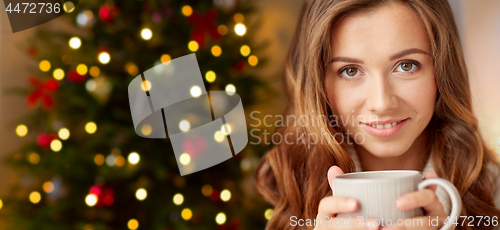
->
xmin=317 ymin=196 xmax=357 ymax=217
xmin=396 ymin=189 xmax=445 ymax=215
xmin=314 ymin=217 xmax=380 ymax=230
xmin=328 ymin=166 xmax=344 ymax=189
xmin=423 ymin=172 xmax=438 ymax=192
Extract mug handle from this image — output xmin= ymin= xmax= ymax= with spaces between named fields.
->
xmin=418 ymin=178 xmax=462 ymax=230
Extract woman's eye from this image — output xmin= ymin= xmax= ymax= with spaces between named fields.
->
xmin=340 ymin=67 xmax=362 ymax=78
xmin=395 ymin=62 xmax=417 ymax=72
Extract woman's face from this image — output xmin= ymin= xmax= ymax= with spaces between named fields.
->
xmin=324 ymin=2 xmax=437 ymax=158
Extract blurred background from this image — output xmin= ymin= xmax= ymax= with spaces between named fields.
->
xmin=0 ymin=0 xmax=499 ymax=229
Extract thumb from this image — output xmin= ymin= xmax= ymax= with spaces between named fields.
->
xmin=327 ymin=166 xmax=345 ymax=190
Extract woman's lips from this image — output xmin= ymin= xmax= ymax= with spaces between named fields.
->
xmin=361 ymin=118 xmax=409 ymax=137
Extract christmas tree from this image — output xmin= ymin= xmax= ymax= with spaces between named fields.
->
xmin=2 ymin=0 xmax=273 ymax=229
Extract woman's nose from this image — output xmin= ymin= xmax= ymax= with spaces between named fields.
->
xmin=365 ymin=74 xmax=398 ymax=113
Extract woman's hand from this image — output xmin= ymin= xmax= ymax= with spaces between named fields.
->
xmin=381 ymin=172 xmax=455 ymax=230
xmin=314 ymin=166 xmax=379 ymax=230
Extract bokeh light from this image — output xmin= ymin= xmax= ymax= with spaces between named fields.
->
xmin=43 ymin=181 xmax=54 ymax=193
xmin=136 ymin=188 xmax=147 ymax=201
xmin=182 ymin=5 xmax=193 ymax=17
xmin=173 ymin=193 xmax=184 ymax=205
xmin=39 ymin=60 xmax=51 ymax=72
xmin=58 ymin=128 xmax=70 ymax=140
xmin=179 ymin=153 xmax=191 ymax=166
xmin=234 ymin=23 xmax=246 ymax=36
xmin=128 ymin=152 xmax=140 ymax=165
xmin=211 ymin=45 xmax=222 ymax=57
xmin=141 ymin=28 xmax=153 ymax=40
xmin=179 ymin=120 xmax=190 ymax=132
xmin=127 ymin=219 xmax=139 ymax=230
xmin=29 ymin=191 xmax=41 ymax=204
xmin=181 ymin=208 xmax=193 ymax=220
xmin=16 ymin=124 xmax=28 ymax=137
xmin=94 ymin=154 xmax=105 ymax=165
xmin=220 ymin=189 xmax=231 ymax=202
xmin=69 ymin=37 xmax=81 ymax=49
xmin=225 ymin=84 xmax=236 ymax=96
xmin=188 ymin=41 xmax=199 ymax=52
xmin=53 ymin=68 xmax=65 ymax=80
xmin=50 ymin=139 xmax=62 ymax=152
xmin=215 ymin=212 xmax=226 ymax=225
xmin=85 ymin=122 xmax=97 ymax=134
xmin=205 ymin=71 xmax=216 ymax=83
xmin=240 ymin=45 xmax=251 ymax=57
xmin=77 ymin=64 xmax=88 ymax=75
xmin=98 ymin=52 xmax=111 ymax=64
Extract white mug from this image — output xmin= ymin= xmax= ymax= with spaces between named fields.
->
xmin=331 ymin=170 xmax=461 ymax=230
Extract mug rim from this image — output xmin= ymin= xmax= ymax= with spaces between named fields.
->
xmin=333 ymin=170 xmax=422 ymax=181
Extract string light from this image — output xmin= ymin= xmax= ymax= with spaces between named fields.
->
xmin=190 ymin=86 xmax=202 ymax=98
xmin=214 ymin=131 xmax=225 ymax=143
xmin=234 ymin=13 xmax=244 ymax=23
xmin=125 ymin=62 xmax=139 ymax=76
xmin=128 ymin=219 xmax=139 ymax=230
xmin=85 ymin=122 xmax=97 ymax=134
xmin=202 ymin=185 xmax=213 ymax=196
xmin=141 ymin=124 xmax=152 ymax=136
xmin=234 ymin=23 xmax=246 ymax=36
xmin=86 ymin=80 xmax=96 ymax=92
xmin=221 ymin=124 xmax=232 ymax=135
xmin=161 ymin=54 xmax=171 ymax=64
xmin=63 ymin=1 xmax=75 ymax=13
xmin=240 ymin=45 xmax=251 ymax=57
xmin=53 ymin=68 xmax=65 ymax=80
xmin=248 ymin=55 xmax=259 ymax=66
xmin=182 ymin=5 xmax=193 ymax=17
xmin=225 ymin=84 xmax=236 ymax=96
xmin=89 ymin=66 xmax=100 ymax=77
xmin=188 ymin=41 xmax=199 ymax=52
xmin=69 ymin=37 xmax=81 ymax=49
xmin=141 ymin=80 xmax=152 ymax=91
xmin=0 ymin=199 xmax=3 ymax=210
xmin=211 ymin=45 xmax=222 ymax=57
xmin=205 ymin=71 xmax=216 ymax=83
xmin=106 ymin=155 xmax=116 ymax=167
xmin=115 ymin=156 xmax=125 ymax=167
xmin=77 ymin=64 xmax=88 ymax=75
xmin=179 ymin=120 xmax=190 ymax=132
xmin=218 ymin=25 xmax=228 ymax=35
xmin=43 ymin=181 xmax=54 ymax=193
xmin=264 ymin=209 xmax=273 ymax=220
xmin=220 ymin=189 xmax=231 ymax=202
xmin=58 ymin=128 xmax=70 ymax=140
xmin=98 ymin=52 xmax=111 ymax=64
xmin=94 ymin=154 xmax=105 ymax=165
xmin=179 ymin=153 xmax=191 ymax=166
xmin=29 ymin=191 xmax=41 ymax=204
xmin=181 ymin=208 xmax=193 ymax=220
xmin=16 ymin=124 xmax=28 ymax=137
xmin=136 ymin=188 xmax=147 ymax=201
xmin=173 ymin=193 xmax=184 ymax=205
xmin=128 ymin=152 xmax=140 ymax=165
xmin=215 ymin=212 xmax=226 ymax=225
xmin=141 ymin=28 xmax=153 ymax=40
xmin=39 ymin=60 xmax=51 ymax=72
xmin=28 ymin=152 xmax=40 ymax=164
xmin=50 ymin=139 xmax=62 ymax=152
xmin=85 ymin=194 xmax=97 ymax=206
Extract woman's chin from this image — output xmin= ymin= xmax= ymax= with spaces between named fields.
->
xmin=359 ymin=143 xmax=409 ymax=158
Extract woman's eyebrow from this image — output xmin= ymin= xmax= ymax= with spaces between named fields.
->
xmin=389 ymin=48 xmax=429 ymax=61
xmin=330 ymin=57 xmax=364 ymax=64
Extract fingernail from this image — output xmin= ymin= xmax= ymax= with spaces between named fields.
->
xmin=396 ymin=197 xmax=408 ymax=208
xmin=347 ymin=198 xmax=357 ymax=209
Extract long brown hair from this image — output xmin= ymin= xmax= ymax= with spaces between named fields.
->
xmin=255 ymin=0 xmax=500 ymax=229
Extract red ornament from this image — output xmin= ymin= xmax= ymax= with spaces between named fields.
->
xmin=68 ymin=70 xmax=86 ymax=83
xmin=99 ymin=4 xmax=120 ymax=23
xmin=37 ymin=133 xmax=58 ymax=148
xmin=210 ymin=189 xmax=220 ymax=201
xmin=27 ymin=76 xmax=59 ymax=109
xmin=188 ymin=10 xmax=221 ymax=47
xmin=89 ymin=185 xmax=115 ymax=207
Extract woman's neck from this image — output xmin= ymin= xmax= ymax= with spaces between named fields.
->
xmin=354 ymin=128 xmax=430 ymax=172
